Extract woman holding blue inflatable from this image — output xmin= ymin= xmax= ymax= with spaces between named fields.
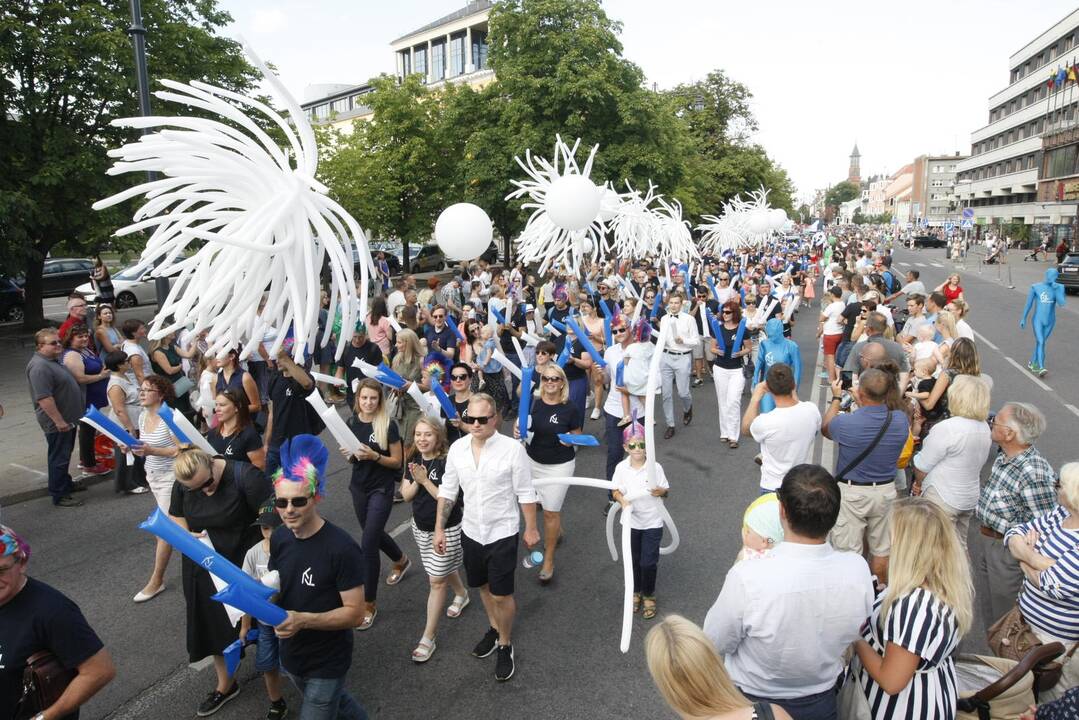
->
xmin=171 ymin=446 xmax=272 ymax=717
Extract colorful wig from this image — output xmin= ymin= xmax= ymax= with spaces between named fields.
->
xmin=273 ymin=434 xmax=329 ymax=498
xmin=630 ymin=318 xmax=652 ymax=344
xmin=423 ymin=351 xmax=453 ymax=392
xmin=0 ymin=525 xmax=30 ymax=563
xmin=621 ymin=410 xmax=645 ymax=444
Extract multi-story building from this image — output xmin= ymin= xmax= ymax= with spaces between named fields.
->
xmin=956 ymin=8 xmax=1079 ymax=242
xmin=301 ymin=1 xmax=494 ymax=132
xmin=866 ymin=176 xmax=890 ymax=218
xmin=911 ymin=153 xmax=966 ymax=227
xmin=885 ymin=164 xmax=914 ymax=225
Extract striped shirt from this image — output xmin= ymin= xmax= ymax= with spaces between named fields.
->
xmin=976 ymin=446 xmax=1056 ymax=535
xmin=1004 ymin=505 xmax=1079 ymax=641
xmin=858 ymin=588 xmax=959 ymax=720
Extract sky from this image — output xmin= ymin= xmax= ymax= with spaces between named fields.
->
xmin=214 ymin=0 xmax=1079 ymax=204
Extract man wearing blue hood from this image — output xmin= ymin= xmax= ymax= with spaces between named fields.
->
xmin=1020 ymin=268 xmax=1066 ymax=377
xmin=752 ymin=318 xmax=801 ymax=414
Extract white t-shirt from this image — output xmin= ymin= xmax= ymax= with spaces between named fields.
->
xmin=602 ymin=344 xmax=643 ymax=417
xmin=386 ymin=290 xmax=406 ymax=319
xmin=900 ymin=280 xmax=926 ymax=297
xmin=821 ymin=300 xmax=846 ymax=336
xmin=750 ymin=401 xmax=822 ymax=491
xmin=611 ymin=459 xmax=670 ymax=529
xmin=956 ymin=319 xmax=974 ymax=340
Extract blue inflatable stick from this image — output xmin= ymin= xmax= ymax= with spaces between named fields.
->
xmin=81 ymin=405 xmax=140 ymax=448
xmin=212 ymin=583 xmax=288 ymax=628
xmin=223 ymin=628 xmax=259 ymax=677
xmin=445 ymin=315 xmax=466 ymax=343
xmin=565 ymin=316 xmax=607 ymax=367
xmin=518 ymin=366 xmax=534 ymax=442
xmin=430 ymin=382 xmax=458 ymax=420
xmin=558 ymin=433 xmax=600 ymax=447
xmin=156 ymin=402 xmax=192 ymax=445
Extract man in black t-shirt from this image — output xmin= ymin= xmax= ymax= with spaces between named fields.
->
xmin=0 ymin=525 xmax=115 ymax=720
xmin=334 ymin=323 xmax=383 ymax=408
xmin=264 ymin=352 xmax=317 ymax=476
xmin=270 ymin=471 xmax=367 ymax=719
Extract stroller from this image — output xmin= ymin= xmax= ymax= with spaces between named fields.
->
xmin=955 ymin=642 xmax=1066 ymax=720
xmin=984 ymin=246 xmax=1004 ymax=265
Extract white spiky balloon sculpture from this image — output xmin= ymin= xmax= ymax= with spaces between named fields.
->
xmin=93 ymin=42 xmax=369 ymax=363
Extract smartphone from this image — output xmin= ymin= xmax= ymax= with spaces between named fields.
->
xmin=840 ymin=371 xmax=853 ymax=391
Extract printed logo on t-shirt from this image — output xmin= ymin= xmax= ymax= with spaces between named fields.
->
xmin=548 ymin=413 xmax=560 ymax=425
xmin=286 ymin=387 xmax=293 ymax=397
xmin=428 ymin=467 xmax=439 ymax=483
xmin=301 ymin=567 xmax=314 ymax=587
xmin=224 ymin=443 xmax=234 ymax=456
xmin=368 ymin=433 xmax=377 ymax=445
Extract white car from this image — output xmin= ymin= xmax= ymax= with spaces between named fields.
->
xmin=76 ymin=264 xmax=181 ymax=308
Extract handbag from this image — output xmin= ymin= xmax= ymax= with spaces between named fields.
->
xmin=896 ymin=431 xmax=915 ymax=469
xmin=836 ymin=661 xmax=871 ymax=720
xmin=986 ymin=604 xmax=1078 ymax=695
xmin=15 ymin=650 xmax=76 ymax=720
xmin=172 ymin=375 xmax=195 ymax=397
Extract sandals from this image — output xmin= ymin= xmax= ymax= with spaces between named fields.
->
xmin=447 ymin=594 xmax=470 ymax=618
xmin=538 ymin=566 xmax=554 ymax=585
xmin=386 ymin=557 xmax=411 ymax=586
xmin=642 ymin=596 xmax=657 ymax=620
xmin=728 ymin=440 xmax=739 ymax=449
xmin=633 ymin=593 xmax=642 ymax=614
xmin=412 ymin=637 xmax=436 ymax=663
xmin=357 ymin=605 xmax=377 ymax=631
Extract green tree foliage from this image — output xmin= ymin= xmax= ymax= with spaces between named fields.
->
xmin=824 ymin=181 xmax=860 ymax=210
xmin=797 ymin=204 xmax=812 ymax=223
xmin=1 ymin=0 xmax=257 ymax=327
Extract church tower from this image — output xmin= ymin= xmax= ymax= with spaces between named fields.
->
xmin=848 ymin=143 xmax=861 ymax=186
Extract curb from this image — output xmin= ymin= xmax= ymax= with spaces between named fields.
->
xmin=1 ymin=472 xmax=114 ymax=507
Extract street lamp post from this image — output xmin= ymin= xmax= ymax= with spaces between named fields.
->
xmin=127 ymin=0 xmax=171 ymax=309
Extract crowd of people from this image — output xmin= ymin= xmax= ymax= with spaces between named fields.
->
xmin=9 ymin=232 xmax=1079 ymax=720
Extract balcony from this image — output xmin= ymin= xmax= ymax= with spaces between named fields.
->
xmin=960 ymin=136 xmax=1042 ymax=172
xmin=972 ymin=100 xmax=1057 ymax=144
xmin=956 ymin=168 xmax=1038 ymax=199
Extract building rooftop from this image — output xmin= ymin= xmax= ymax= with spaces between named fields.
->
xmin=392 ymin=0 xmax=493 ymax=44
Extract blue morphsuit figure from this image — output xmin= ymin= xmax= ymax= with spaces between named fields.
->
xmin=1020 ymin=267 xmax=1066 ymax=376
xmin=753 ymin=317 xmax=802 ymax=413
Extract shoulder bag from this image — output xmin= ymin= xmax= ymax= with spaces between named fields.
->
xmin=15 ymin=650 xmax=76 ymax=720
xmin=987 ymin=603 xmax=1079 ymax=695
xmin=835 ymin=410 xmax=893 ymax=483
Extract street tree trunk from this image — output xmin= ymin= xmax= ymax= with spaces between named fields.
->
xmin=21 ymin=253 xmax=50 ymax=331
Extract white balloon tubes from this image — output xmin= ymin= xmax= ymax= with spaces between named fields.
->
xmin=506 ymin=135 xmax=605 ymax=275
xmin=697 ymin=186 xmax=783 ymax=256
xmin=435 ymin=203 xmax=493 ymax=261
xmin=92 ymin=43 xmax=368 ymax=363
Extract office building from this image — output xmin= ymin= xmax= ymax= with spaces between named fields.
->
xmin=911 ymin=153 xmax=966 ymax=227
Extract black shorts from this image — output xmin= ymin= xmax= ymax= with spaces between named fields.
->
xmin=462 ymin=533 xmax=518 ymax=596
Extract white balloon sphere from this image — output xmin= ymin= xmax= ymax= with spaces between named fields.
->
xmin=581 ymin=235 xmax=595 ymax=254
xmin=769 ymin=208 xmax=788 ymax=230
xmin=748 ymin=211 xmax=770 ymax=235
xmin=435 ymin=203 xmax=493 ymax=261
xmin=597 ymin=187 xmax=621 ymax=223
xmin=546 ymin=174 xmax=601 ymax=230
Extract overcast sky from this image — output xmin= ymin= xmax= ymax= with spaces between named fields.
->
xmin=214 ymin=0 xmax=1078 ymax=204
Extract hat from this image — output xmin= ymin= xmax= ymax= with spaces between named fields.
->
xmin=743 ymin=493 xmax=784 ymax=546
xmin=523 ymin=304 xmax=535 ymax=313
xmin=253 ymin=499 xmax=283 ymax=529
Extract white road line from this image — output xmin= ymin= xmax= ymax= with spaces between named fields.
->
xmin=931 ymin=262 xmax=944 ymax=268
xmin=1003 ymin=356 xmax=1052 ymax=392
xmin=972 ymin=330 xmax=999 ymax=352
xmin=915 ymin=262 xmax=927 ymax=267
xmin=390 ymin=519 xmax=411 ymax=538
xmin=1067 ymin=404 xmax=1079 ymax=418
xmin=807 ymin=337 xmax=825 ymax=464
xmin=8 ymin=463 xmax=45 ymax=477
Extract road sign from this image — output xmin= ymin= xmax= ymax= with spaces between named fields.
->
xmin=960 ymin=218 xmax=973 ymax=230
xmin=962 ymin=208 xmax=974 ymax=219
xmin=944 ymin=221 xmax=955 ymax=232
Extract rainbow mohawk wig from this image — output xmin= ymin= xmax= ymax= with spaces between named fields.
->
xmin=274 ymin=434 xmax=330 ymax=497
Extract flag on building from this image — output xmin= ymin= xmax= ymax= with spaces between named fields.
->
xmin=1057 ymin=67 xmax=1067 ymax=85
xmin=1048 ymin=73 xmax=1056 ymax=90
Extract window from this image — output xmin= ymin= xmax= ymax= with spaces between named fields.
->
xmin=449 ymin=32 xmax=465 ymax=76
xmin=401 ymin=51 xmax=411 ymax=77
xmin=472 ymin=29 xmax=488 ymax=70
xmin=431 ymin=40 xmax=445 ymax=80
xmin=414 ymin=46 xmax=427 ymax=79
xmin=1045 ymin=145 xmax=1079 ymax=178
xmin=314 ymin=104 xmax=329 ymax=120
xmin=331 ymin=97 xmax=350 ymax=114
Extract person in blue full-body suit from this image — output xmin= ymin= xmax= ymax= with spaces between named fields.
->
xmin=753 ymin=317 xmax=801 ymax=413
xmin=1019 ymin=267 xmax=1066 ymax=377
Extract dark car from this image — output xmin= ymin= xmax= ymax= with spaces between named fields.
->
xmin=41 ymin=258 xmax=94 ymax=297
xmin=411 ymin=244 xmax=448 ymax=273
xmin=1057 ymin=253 xmax=1079 ymax=293
xmin=480 ymin=242 xmax=501 ymax=265
xmin=911 ymin=235 xmax=947 ymax=249
xmin=0 ymin=277 xmax=25 ymax=322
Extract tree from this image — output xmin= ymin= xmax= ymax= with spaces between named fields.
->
xmin=1 ymin=0 xmax=258 ymax=328
xmin=852 ymin=208 xmax=865 ymax=225
xmin=797 ymin=204 xmax=812 ymax=224
xmin=824 ymin=181 xmax=860 ymax=210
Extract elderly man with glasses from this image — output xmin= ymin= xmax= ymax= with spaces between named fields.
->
xmin=434 ymin=393 xmax=539 ymax=682
xmin=975 ymin=402 xmax=1057 ymax=629
xmin=58 ymin=292 xmax=89 ymax=345
xmin=26 ymin=329 xmax=87 ymax=507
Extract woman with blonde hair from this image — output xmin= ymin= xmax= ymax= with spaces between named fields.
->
xmin=945 ymin=299 xmax=974 ymax=340
xmin=855 ymin=497 xmax=973 ymax=720
xmin=646 ymin=614 xmax=791 ymax=719
xmin=400 ymin=417 xmax=469 ymax=663
xmin=342 ymin=378 xmax=409 ymax=630
xmin=934 ymin=310 xmax=959 ymax=349
xmin=392 ymin=328 xmax=427 ymax=453
xmin=911 ymin=374 xmax=993 ymax=551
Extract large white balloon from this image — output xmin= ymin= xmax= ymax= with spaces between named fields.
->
xmin=546 ymin=174 xmax=601 ymax=230
xmin=597 ymin=186 xmax=621 ymax=223
xmin=748 ymin=210 xmax=771 ymax=235
xmin=435 ymin=203 xmax=493 ymax=261
xmin=769 ymin=208 xmax=788 ymax=230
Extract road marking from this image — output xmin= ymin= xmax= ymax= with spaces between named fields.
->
xmin=1067 ymin=404 xmax=1079 ymax=418
xmin=807 ymin=337 xmax=825 ymax=465
xmin=390 ymin=519 xmax=411 ymax=538
xmin=972 ymin=330 xmax=999 ymax=352
xmin=915 ymin=262 xmax=927 ymax=267
xmin=931 ymin=262 xmax=943 ymax=268
xmin=8 ymin=463 xmax=45 ymax=477
xmin=1003 ymin=356 xmax=1052 ymax=392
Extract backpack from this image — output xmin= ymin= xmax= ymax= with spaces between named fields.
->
xmin=881 ymin=270 xmax=898 ymax=294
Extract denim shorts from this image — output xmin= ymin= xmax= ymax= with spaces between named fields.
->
xmin=255 ymin=621 xmax=280 ymax=672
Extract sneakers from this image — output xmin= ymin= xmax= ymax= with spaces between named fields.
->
xmin=589 ymin=407 xmax=602 ymax=420
xmin=55 ymin=495 xmax=84 ymax=508
xmin=266 ymin=698 xmax=288 ymax=720
xmin=197 ymin=683 xmax=240 ymax=716
xmin=472 ymin=626 xmax=499 ymax=658
xmin=691 ymin=377 xmax=703 ymax=387
xmin=495 ymin=644 xmax=515 ymax=681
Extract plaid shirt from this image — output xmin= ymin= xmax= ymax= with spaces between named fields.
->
xmin=976 ymin=446 xmax=1057 ymax=535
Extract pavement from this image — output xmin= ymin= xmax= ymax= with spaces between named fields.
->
xmin=6 ymin=248 xmax=1077 ymax=719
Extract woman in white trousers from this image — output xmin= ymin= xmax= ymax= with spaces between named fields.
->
xmin=710 ymin=301 xmax=754 ymax=449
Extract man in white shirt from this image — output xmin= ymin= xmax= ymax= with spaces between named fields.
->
xmin=658 ymin=293 xmax=698 ymax=439
xmin=886 ymin=269 xmax=926 ymax=304
xmin=742 ymin=364 xmax=821 ymax=494
xmin=703 ymin=464 xmax=874 ymax=719
xmin=435 ymin=394 xmax=539 ymax=682
xmin=386 ymin=278 xmax=406 ymax=319
xmin=602 ymin=320 xmax=640 ymax=484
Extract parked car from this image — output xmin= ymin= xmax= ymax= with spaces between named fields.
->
xmin=911 ymin=234 xmax=947 ymax=249
xmin=75 ymin=263 xmax=179 ymax=308
xmin=410 ymin=244 xmax=448 ymax=273
xmin=480 ymin=242 xmax=501 ymax=264
xmin=42 ymin=258 xmax=94 ymax=298
xmin=0 ymin=277 xmax=25 ymax=322
xmin=1057 ymin=252 xmax=1079 ymax=294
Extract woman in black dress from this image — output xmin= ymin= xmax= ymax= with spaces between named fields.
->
xmin=206 ymin=388 xmax=266 ymax=469
xmin=171 ymin=447 xmax=272 ymax=716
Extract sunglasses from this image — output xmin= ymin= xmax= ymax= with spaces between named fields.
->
xmin=613 ymin=326 xmax=627 ymax=334
xmin=183 ymin=473 xmax=216 ymax=493
xmin=433 ymin=314 xmax=445 ymax=319
xmin=461 ymin=414 xmax=495 ymax=425
xmin=625 ymin=441 xmax=645 ymax=450
xmin=451 ymin=373 xmax=470 ymax=381
xmin=721 ymin=310 xmax=733 ymax=315
xmin=541 ymin=375 xmax=563 ymax=383
xmin=274 ymin=496 xmax=312 ymax=509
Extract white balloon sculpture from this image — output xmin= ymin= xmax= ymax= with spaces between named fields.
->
xmin=697 ymin=187 xmax=784 ymax=256
xmin=92 ymin=43 xmax=367 ymax=362
xmin=607 ymin=181 xmax=662 ymax=260
xmin=506 ymin=135 xmax=605 ymax=275
xmin=435 ymin=203 xmax=493 ymax=261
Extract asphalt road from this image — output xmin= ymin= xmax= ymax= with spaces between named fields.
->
xmin=10 ymin=249 xmax=1073 ymax=719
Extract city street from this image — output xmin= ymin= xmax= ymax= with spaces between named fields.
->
xmin=7 ymin=249 xmax=1072 ymax=718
